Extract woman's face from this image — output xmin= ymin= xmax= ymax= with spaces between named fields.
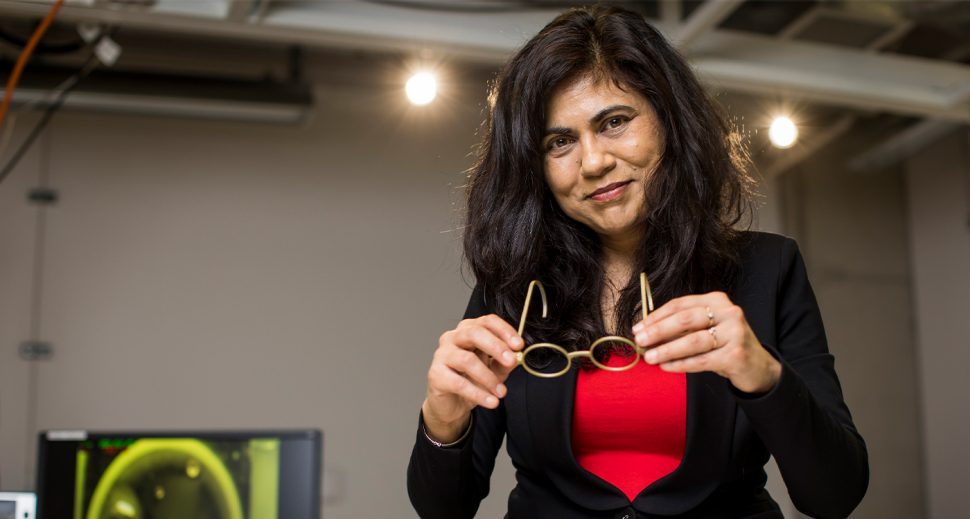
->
xmin=542 ymin=75 xmax=664 ymax=245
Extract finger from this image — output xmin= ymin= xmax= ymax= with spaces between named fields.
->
xmin=450 ymin=324 xmax=518 ymax=368
xmin=445 ymin=349 xmax=505 ymax=399
xmin=475 ymin=353 xmax=514 ymax=392
xmin=657 ymin=347 xmax=721 ymax=374
xmin=634 ymin=291 xmax=729 ymax=330
xmin=643 ymin=326 xmax=722 ymax=365
xmin=487 ymin=353 xmax=518 ymax=383
xmin=474 ymin=314 xmax=525 ymax=351
xmin=635 ymin=305 xmax=717 ymax=347
xmin=431 ymin=365 xmax=500 ymax=409
xmin=637 ymin=294 xmax=706 ymax=328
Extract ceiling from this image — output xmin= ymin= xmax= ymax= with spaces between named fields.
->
xmin=1 ymin=0 xmax=969 ymax=173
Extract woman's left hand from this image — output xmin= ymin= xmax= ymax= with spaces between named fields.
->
xmin=632 ymin=291 xmax=782 ymax=394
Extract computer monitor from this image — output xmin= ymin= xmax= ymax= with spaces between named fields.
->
xmin=36 ymin=429 xmax=321 ymax=519
xmin=0 ymin=492 xmax=36 ymax=519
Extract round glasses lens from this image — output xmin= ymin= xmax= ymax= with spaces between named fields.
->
xmin=522 ymin=344 xmax=569 ymax=376
xmin=590 ymin=338 xmax=638 ymax=371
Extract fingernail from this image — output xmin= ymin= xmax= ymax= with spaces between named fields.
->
xmin=486 ymin=396 xmax=498 ymax=407
xmin=635 ymin=332 xmax=648 ymax=344
xmin=645 ymin=350 xmax=658 ymax=364
xmin=502 ymin=351 xmax=514 ymax=364
xmin=633 ymin=322 xmax=643 ymax=333
xmin=496 ymin=384 xmax=506 ymax=397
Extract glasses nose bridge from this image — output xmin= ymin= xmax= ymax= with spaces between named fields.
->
xmin=566 ymin=350 xmax=592 ymax=360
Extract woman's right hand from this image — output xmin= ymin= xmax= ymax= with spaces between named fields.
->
xmin=421 ymin=314 xmax=524 ymax=443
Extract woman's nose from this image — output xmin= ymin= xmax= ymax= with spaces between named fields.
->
xmin=579 ymin=136 xmax=616 ymax=177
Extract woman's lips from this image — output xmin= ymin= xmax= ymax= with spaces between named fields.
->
xmin=588 ymin=181 xmax=631 ymax=202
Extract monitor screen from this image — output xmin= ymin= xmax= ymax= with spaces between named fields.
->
xmin=36 ymin=430 xmax=321 ymax=519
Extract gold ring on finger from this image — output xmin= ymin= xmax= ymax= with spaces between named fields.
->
xmin=706 ymin=306 xmax=715 ymax=327
xmin=708 ymin=326 xmax=718 ymax=349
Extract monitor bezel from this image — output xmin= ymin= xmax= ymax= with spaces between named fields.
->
xmin=0 ymin=491 xmax=36 ymax=519
xmin=36 ymin=428 xmax=321 ymax=519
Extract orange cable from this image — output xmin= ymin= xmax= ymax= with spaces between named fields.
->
xmin=0 ymin=0 xmax=66 ymax=132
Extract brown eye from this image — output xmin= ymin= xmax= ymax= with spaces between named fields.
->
xmin=547 ymin=136 xmax=572 ymax=150
xmin=606 ymin=116 xmax=625 ymax=129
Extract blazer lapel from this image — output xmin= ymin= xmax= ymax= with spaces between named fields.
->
xmin=526 ymin=366 xmax=629 ymax=511
xmin=634 ymin=371 xmax=737 ymax=514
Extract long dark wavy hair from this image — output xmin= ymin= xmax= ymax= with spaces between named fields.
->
xmin=463 ymin=5 xmax=755 ymax=351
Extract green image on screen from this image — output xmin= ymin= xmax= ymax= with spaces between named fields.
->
xmin=73 ymin=438 xmax=280 ymax=519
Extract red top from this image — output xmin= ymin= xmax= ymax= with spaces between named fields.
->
xmin=571 ymin=356 xmax=687 ymax=501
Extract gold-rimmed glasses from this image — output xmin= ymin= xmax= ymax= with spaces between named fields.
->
xmin=514 ymin=273 xmax=655 ymax=378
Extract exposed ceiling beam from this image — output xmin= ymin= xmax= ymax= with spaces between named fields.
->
xmin=778 ymin=5 xmax=821 ymax=40
xmin=0 ymin=0 xmax=563 ymax=62
xmin=674 ymin=0 xmax=744 ymax=51
xmin=13 ymin=87 xmax=311 ymax=123
xmin=865 ymin=19 xmax=914 ymax=52
xmin=151 ymin=0 xmax=232 ymax=19
xmin=690 ymin=31 xmax=970 ymax=122
xmin=848 ymin=120 xmax=964 ymax=173
xmin=1 ymin=0 xmax=968 ymax=122
xmin=226 ymin=0 xmax=259 ymax=22
xmin=848 ymin=45 xmax=970 ymax=174
xmin=779 ymin=5 xmax=914 ymax=53
xmin=251 ymin=0 xmax=271 ymax=23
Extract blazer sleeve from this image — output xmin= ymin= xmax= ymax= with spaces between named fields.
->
xmin=734 ymin=237 xmax=869 ymax=519
xmin=406 ymin=284 xmax=508 ymax=519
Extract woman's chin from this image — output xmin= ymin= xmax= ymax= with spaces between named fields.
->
xmin=593 ymin=222 xmax=643 ymax=243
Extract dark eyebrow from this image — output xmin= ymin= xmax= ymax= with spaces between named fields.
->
xmin=544 ymin=104 xmax=637 ymax=136
xmin=589 ymin=104 xmax=636 ymax=125
xmin=544 ymin=126 xmax=570 ymax=137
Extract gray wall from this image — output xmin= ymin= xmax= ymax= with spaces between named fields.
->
xmin=777 ymin=151 xmax=925 ymax=518
xmin=906 ymin=130 xmax=970 ymax=519
xmin=0 ymin=81 xmax=493 ymax=517
xmin=0 ymin=75 xmax=951 ymax=518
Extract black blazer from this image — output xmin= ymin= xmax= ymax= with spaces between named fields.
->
xmin=408 ymin=232 xmax=868 ymax=519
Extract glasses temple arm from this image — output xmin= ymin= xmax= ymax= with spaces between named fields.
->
xmin=640 ymin=272 xmax=654 ymax=321
xmin=518 ymin=280 xmax=548 ymax=337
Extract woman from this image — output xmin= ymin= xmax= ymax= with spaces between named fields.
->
xmin=408 ymin=5 xmax=868 ymax=519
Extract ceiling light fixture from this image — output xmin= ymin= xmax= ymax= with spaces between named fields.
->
xmin=405 ymin=72 xmax=436 ymax=106
xmin=769 ymin=116 xmax=798 ymax=149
